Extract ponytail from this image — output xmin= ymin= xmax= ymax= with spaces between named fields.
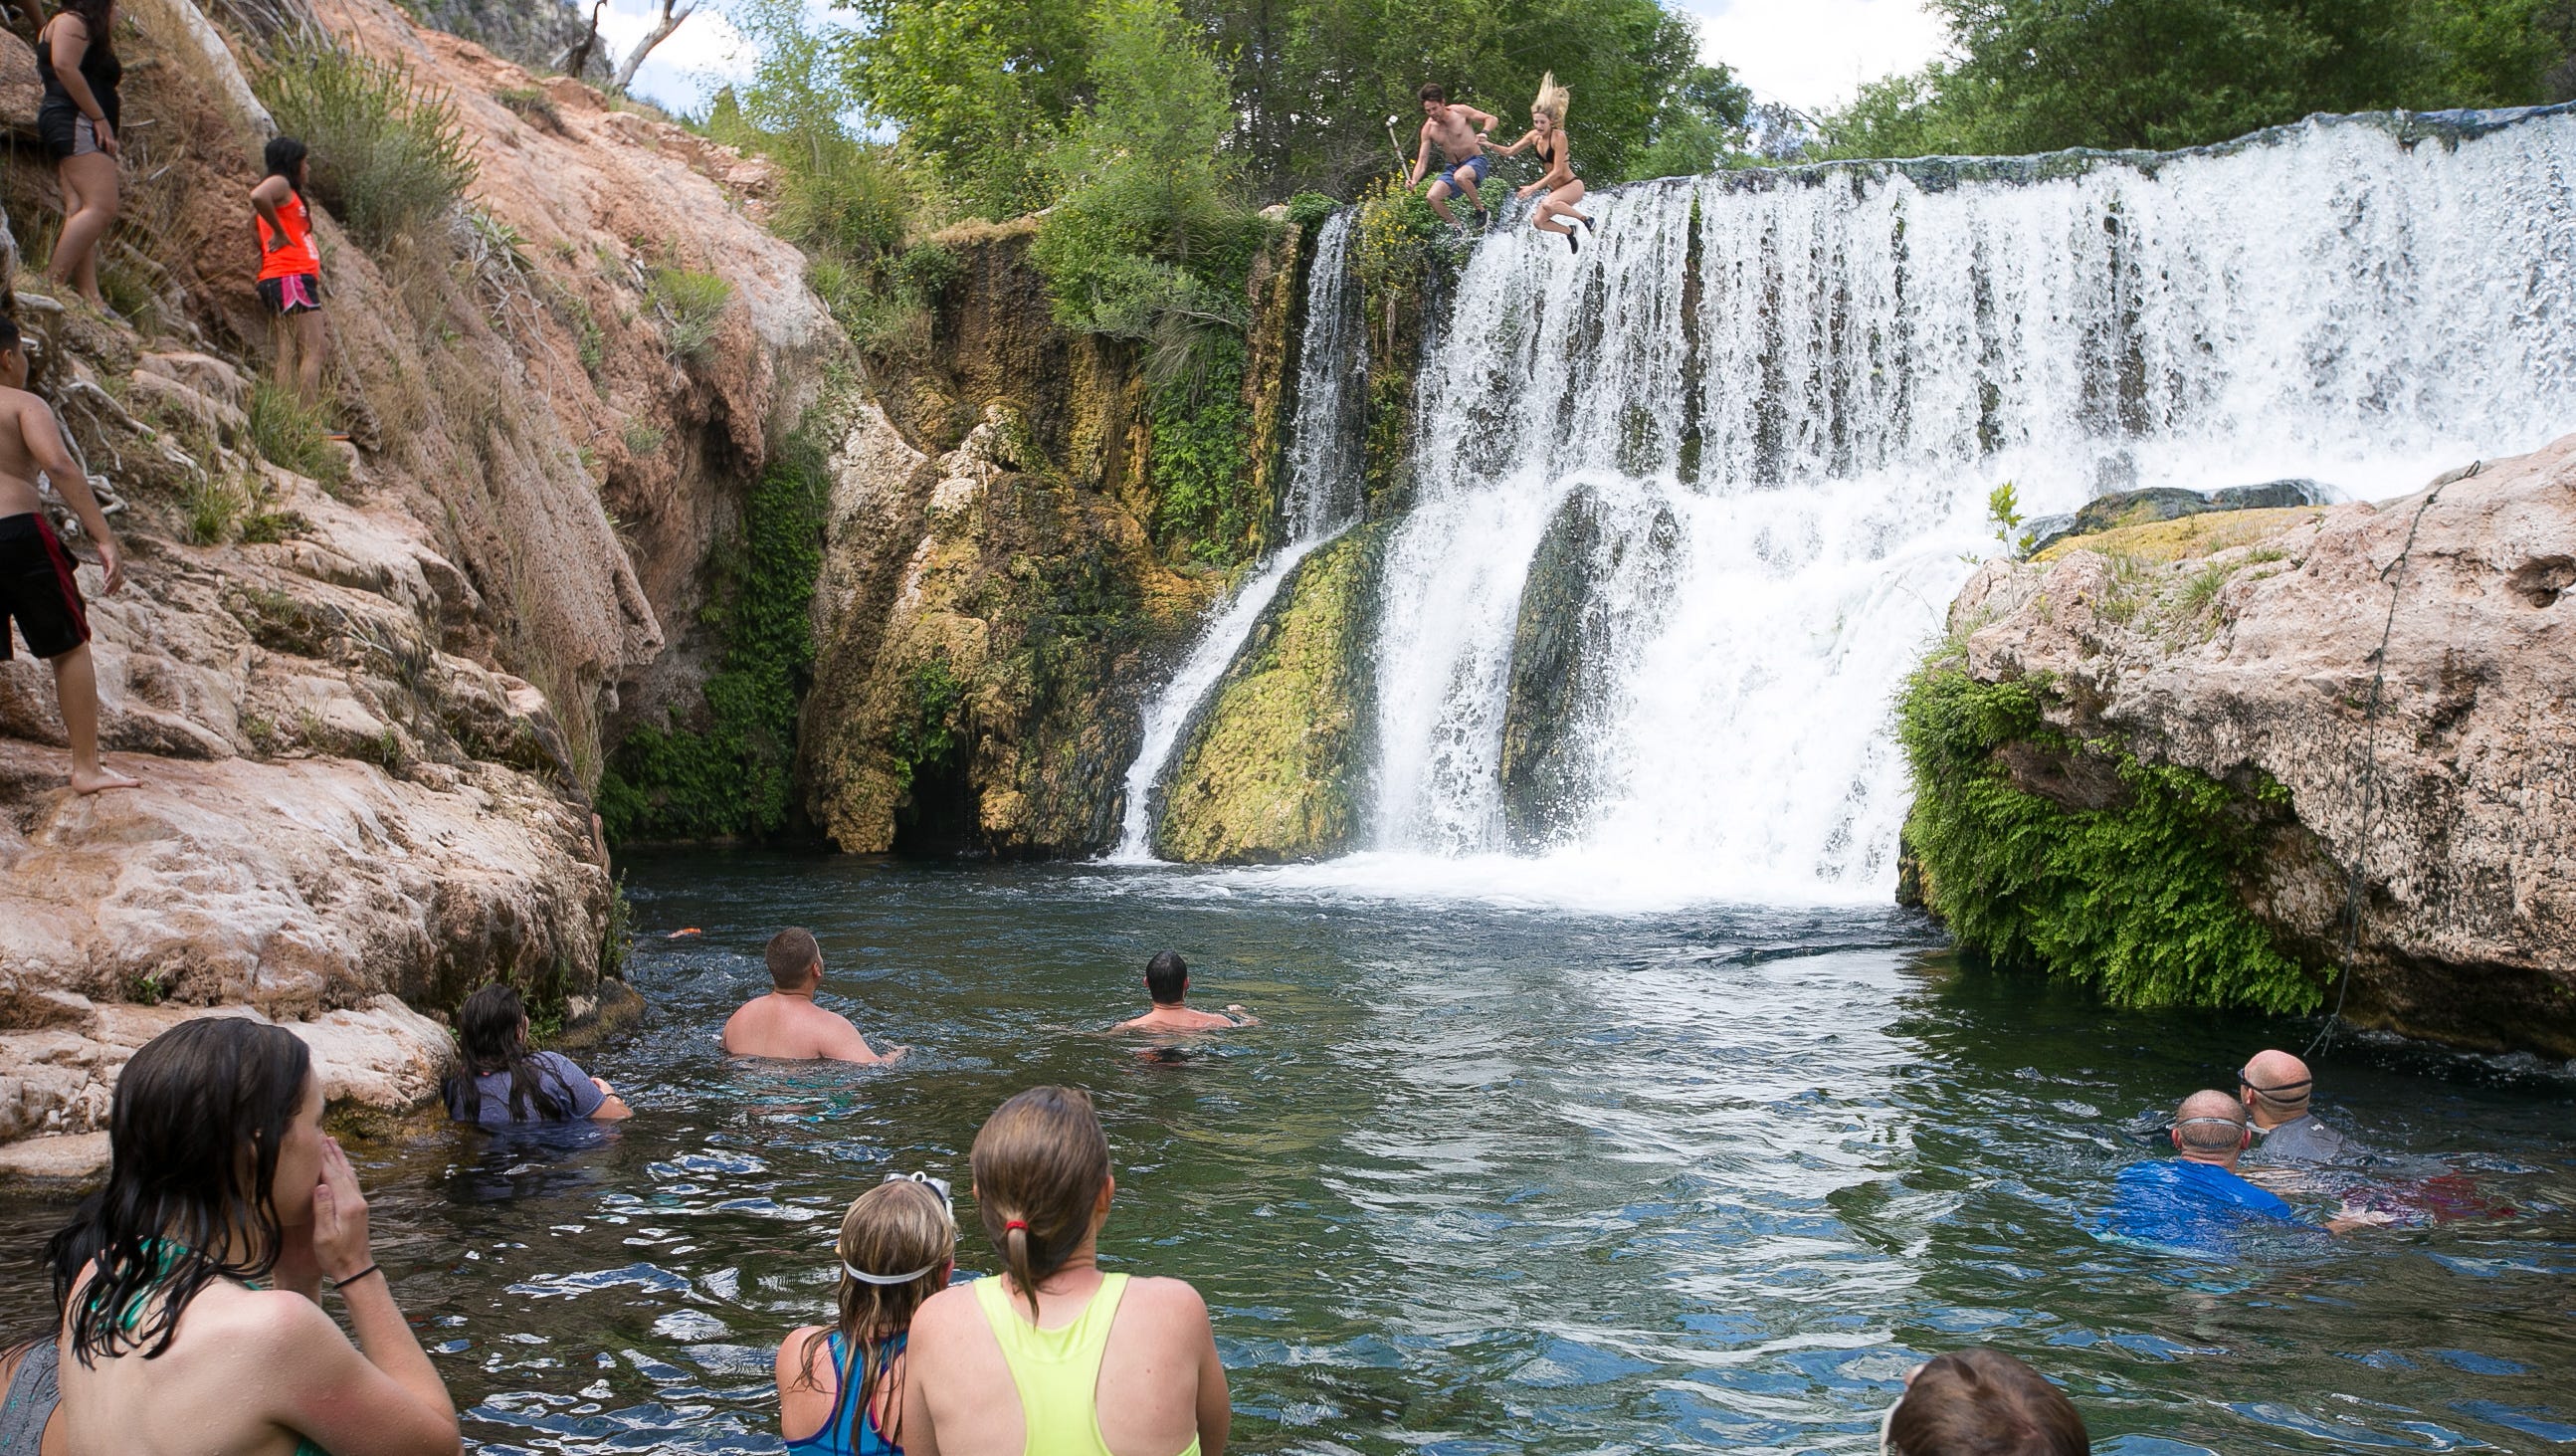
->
xmin=970 ymin=1087 xmax=1110 ymax=1321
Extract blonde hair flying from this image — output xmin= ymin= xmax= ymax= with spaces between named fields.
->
xmin=1534 ymin=72 xmax=1570 ymax=124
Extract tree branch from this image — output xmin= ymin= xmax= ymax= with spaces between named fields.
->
xmin=611 ymin=0 xmax=696 ymax=94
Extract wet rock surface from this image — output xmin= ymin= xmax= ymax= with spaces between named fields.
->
xmin=1152 ymin=523 xmax=1386 ymax=864
xmin=1944 ymin=437 xmax=2576 ymax=1054
xmin=2023 ymin=478 xmax=2334 ymax=555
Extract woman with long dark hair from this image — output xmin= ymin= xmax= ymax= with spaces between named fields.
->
xmin=898 ymin=1086 xmax=1230 ymax=1456
xmin=34 ymin=0 xmax=121 ymax=306
xmin=47 ymin=1016 xmax=460 ymax=1453
xmin=250 ymin=135 xmax=328 ymax=407
xmin=443 ymin=983 xmax=632 ymax=1127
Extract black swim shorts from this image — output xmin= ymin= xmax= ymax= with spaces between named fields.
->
xmin=258 ymin=273 xmax=322 ymax=315
xmin=0 ymin=512 xmax=90 ymax=662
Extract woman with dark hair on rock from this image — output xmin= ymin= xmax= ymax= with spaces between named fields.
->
xmin=898 ymin=1085 xmax=1230 ymax=1456
xmin=34 ymin=0 xmax=122 ymax=307
xmin=443 ymin=983 xmax=631 ymax=1127
xmin=1882 ymin=1349 xmax=2088 ymax=1455
xmin=250 ymin=135 xmax=329 ymax=408
xmin=47 ymin=1015 xmax=461 ymax=1454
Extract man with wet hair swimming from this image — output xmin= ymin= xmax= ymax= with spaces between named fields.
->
xmin=1113 ymin=950 xmax=1257 ymax=1033
xmin=722 ymin=928 xmax=910 ymax=1063
xmin=2239 ymin=1047 xmax=2360 ymax=1163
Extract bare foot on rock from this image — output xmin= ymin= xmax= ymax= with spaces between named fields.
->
xmin=72 ymin=765 xmax=141 ymax=794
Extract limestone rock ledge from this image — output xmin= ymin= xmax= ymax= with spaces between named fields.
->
xmin=0 ymin=996 xmax=456 ymax=1181
xmin=1937 ymin=434 xmax=2576 ymax=1054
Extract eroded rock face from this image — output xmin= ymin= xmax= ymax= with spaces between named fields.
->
xmin=0 ymin=996 xmax=457 ymax=1178
xmin=1498 ymin=488 xmax=1681 ymax=849
xmin=1944 ymin=436 xmax=2576 ymax=1054
xmin=1151 ymin=523 xmax=1386 ymax=864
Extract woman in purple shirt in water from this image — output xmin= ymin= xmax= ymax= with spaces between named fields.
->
xmin=443 ymin=984 xmax=632 ymax=1126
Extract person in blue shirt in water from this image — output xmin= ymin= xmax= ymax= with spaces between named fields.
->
xmin=2099 ymin=1091 xmax=2383 ymax=1256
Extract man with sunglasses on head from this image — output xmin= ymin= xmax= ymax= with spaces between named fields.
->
xmin=2238 ymin=1047 xmax=2359 ymax=1164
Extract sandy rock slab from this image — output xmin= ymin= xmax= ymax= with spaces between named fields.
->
xmin=1946 ymin=434 xmax=2576 ymax=1054
xmin=0 ymin=995 xmax=455 ymax=1181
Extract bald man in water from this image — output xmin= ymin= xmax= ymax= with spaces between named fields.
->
xmin=2097 ymin=1091 xmax=2302 ymax=1254
xmin=2239 ymin=1048 xmax=2358 ymax=1163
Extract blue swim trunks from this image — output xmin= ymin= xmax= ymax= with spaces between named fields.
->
xmin=1438 ymin=153 xmax=1490 ymax=194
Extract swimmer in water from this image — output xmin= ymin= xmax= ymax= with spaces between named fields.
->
xmin=1112 ymin=951 xmax=1257 ymax=1033
xmin=1491 ymin=73 xmax=1591 ymax=249
xmin=2239 ymin=1048 xmax=2363 ymax=1164
xmin=2098 ymin=1092 xmax=2386 ymax=1256
xmin=723 ymin=928 xmax=910 ymax=1064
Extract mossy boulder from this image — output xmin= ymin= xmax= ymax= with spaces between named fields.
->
xmin=1498 ymin=488 xmax=1682 ymax=848
xmin=1151 ymin=523 xmax=1387 ymax=863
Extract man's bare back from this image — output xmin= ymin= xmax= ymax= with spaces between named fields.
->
xmin=721 ymin=990 xmax=905 ymax=1062
xmin=724 ymin=929 xmax=907 ymax=1063
xmin=1113 ymin=1003 xmax=1255 ymax=1034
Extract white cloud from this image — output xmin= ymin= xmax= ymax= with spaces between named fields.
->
xmin=1677 ymin=0 xmax=1951 ymax=115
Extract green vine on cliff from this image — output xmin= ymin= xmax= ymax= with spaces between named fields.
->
xmin=1353 ymin=176 xmax=1445 ymax=509
xmin=890 ymin=658 xmax=965 ymax=787
xmin=1897 ymin=661 xmax=2319 ymax=1014
xmin=596 ymin=428 xmax=832 ymax=842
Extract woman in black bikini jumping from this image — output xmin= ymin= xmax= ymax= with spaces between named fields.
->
xmin=1494 ymin=73 xmax=1592 ymax=250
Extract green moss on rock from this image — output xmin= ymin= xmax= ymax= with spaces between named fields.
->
xmin=1896 ymin=660 xmax=2321 ymax=1013
xmin=1151 ymin=523 xmax=1386 ymax=863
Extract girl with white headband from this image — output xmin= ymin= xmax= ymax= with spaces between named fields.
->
xmin=777 ymin=1173 xmax=958 ymax=1455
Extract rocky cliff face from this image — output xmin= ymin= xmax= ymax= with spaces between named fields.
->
xmin=801 ymin=221 xmax=1302 ymax=856
xmin=0 ymin=0 xmax=832 ymax=1167
xmin=1924 ymin=437 xmax=2576 ymax=1055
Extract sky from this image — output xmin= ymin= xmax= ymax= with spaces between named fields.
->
xmin=604 ymin=0 xmax=1954 ymax=123
xmin=1677 ymin=0 xmax=1951 ymax=114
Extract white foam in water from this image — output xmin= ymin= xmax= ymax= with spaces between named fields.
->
xmin=1357 ymin=110 xmax=2576 ymax=904
xmin=1113 ymin=213 xmax=1366 ymax=860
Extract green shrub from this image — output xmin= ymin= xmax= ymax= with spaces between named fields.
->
xmin=889 ymin=658 xmax=964 ymax=786
xmin=183 ymin=473 xmax=248 ymax=545
xmin=246 ymin=381 xmax=350 ymax=494
xmin=255 ymin=36 xmax=478 ymax=249
xmin=648 ymin=267 xmax=733 ymax=361
xmin=1286 ymin=191 xmax=1339 ymax=233
xmin=1896 ymin=661 xmax=2319 ymax=1013
xmin=597 ymin=427 xmax=832 ymax=841
xmin=621 ymin=419 xmax=668 ymax=457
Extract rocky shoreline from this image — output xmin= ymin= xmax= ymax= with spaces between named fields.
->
xmin=1908 ymin=437 xmax=2576 ymax=1055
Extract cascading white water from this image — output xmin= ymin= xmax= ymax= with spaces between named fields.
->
xmin=1365 ymin=108 xmax=2576 ymax=900
xmin=1113 ymin=212 xmax=1365 ymax=859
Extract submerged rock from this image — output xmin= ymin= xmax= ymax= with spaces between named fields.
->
xmin=2026 ymin=479 xmax=2332 ymax=555
xmin=1498 ymin=489 xmax=1682 ymax=848
xmin=1152 ymin=524 xmax=1387 ymax=863
xmin=1926 ymin=435 xmax=2576 ymax=1055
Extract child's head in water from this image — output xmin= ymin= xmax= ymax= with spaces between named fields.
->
xmin=971 ymin=1085 xmax=1112 ymax=1319
xmin=796 ymin=1174 xmax=956 ymax=1435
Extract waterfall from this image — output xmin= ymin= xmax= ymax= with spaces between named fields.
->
xmin=1113 ymin=212 xmax=1365 ymax=859
xmin=1360 ymin=107 xmax=2576 ymax=898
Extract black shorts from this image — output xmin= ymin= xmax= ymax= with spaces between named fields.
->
xmin=259 ymin=273 xmax=322 ymax=315
xmin=0 ymin=511 xmax=90 ymax=661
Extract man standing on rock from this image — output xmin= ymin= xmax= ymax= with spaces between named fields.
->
xmin=2240 ymin=1047 xmax=2362 ymax=1163
xmin=0 ymin=315 xmax=137 ymax=794
xmin=721 ymin=927 xmax=908 ymax=1063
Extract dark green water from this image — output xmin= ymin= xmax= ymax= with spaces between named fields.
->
xmin=4 ymin=853 xmax=2572 ymax=1453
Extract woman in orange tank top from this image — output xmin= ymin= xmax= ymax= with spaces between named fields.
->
xmin=249 ymin=135 xmax=328 ymax=408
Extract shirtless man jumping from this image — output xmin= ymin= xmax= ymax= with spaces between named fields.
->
xmin=1407 ymin=83 xmax=1501 ymax=231
xmin=720 ymin=928 xmax=909 ymax=1063
xmin=0 ymin=315 xmax=136 ymax=794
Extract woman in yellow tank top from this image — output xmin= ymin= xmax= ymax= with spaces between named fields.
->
xmin=898 ymin=1087 xmax=1230 ymax=1456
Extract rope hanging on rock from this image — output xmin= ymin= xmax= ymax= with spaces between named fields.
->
xmin=2305 ymin=463 xmax=2475 ymax=1060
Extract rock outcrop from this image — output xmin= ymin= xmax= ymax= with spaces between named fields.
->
xmin=1 ymin=0 xmax=832 ymax=1166
xmin=801 ymin=222 xmax=1305 ymax=856
xmin=1928 ymin=437 xmax=2576 ymax=1054
xmin=1497 ymin=488 xmax=1681 ymax=849
xmin=1151 ymin=522 xmax=1385 ymax=863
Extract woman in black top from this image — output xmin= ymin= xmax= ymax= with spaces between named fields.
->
xmin=35 ymin=0 xmax=122 ymax=306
